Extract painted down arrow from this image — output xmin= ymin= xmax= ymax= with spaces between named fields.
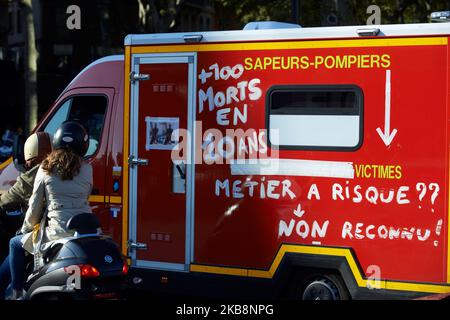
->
xmin=376 ymin=69 xmax=397 ymax=147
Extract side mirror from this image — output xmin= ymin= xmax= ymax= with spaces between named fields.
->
xmin=12 ymin=134 xmax=26 ymax=172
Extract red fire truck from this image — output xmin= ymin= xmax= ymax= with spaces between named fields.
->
xmin=1 ymin=20 xmax=450 ymax=300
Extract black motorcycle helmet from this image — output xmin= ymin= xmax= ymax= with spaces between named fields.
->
xmin=53 ymin=120 xmax=89 ymax=157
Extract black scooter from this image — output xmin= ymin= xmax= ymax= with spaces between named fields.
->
xmin=20 ymin=213 xmax=128 ymax=300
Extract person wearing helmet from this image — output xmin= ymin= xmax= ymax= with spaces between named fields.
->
xmin=5 ymin=121 xmax=93 ymax=299
xmin=0 ymin=132 xmax=52 ymax=299
xmin=0 ymin=132 xmax=52 ymax=214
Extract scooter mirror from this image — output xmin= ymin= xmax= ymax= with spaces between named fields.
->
xmin=12 ymin=134 xmax=26 ymax=173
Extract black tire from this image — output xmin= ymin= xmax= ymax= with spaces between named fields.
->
xmin=297 ymin=273 xmax=350 ymax=300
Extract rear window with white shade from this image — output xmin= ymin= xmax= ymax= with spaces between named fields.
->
xmin=267 ymin=85 xmax=363 ymax=150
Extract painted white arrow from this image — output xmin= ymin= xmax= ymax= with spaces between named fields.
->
xmin=293 ymin=203 xmax=305 ymax=218
xmin=376 ymin=69 xmax=398 ymax=147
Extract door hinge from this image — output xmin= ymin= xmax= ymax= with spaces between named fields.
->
xmin=130 ymin=71 xmax=150 ymax=83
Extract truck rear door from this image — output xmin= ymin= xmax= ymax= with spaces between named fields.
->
xmin=128 ymin=53 xmax=196 ymax=271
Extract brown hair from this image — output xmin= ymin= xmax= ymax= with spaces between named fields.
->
xmin=41 ymin=149 xmax=82 ymax=180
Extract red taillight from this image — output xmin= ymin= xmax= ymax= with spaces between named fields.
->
xmin=93 ymin=292 xmax=117 ymax=300
xmin=122 ymin=262 xmax=129 ymax=275
xmin=64 ymin=264 xmax=100 ymax=278
xmin=80 ymin=264 xmax=100 ymax=278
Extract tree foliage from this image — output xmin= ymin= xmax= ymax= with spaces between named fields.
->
xmin=214 ymin=0 xmax=450 ymax=28
xmin=349 ymin=0 xmax=450 ymax=24
xmin=137 ymin=0 xmax=185 ymax=32
xmin=135 ymin=0 xmax=450 ymax=32
xmin=215 ymin=0 xmax=291 ymax=25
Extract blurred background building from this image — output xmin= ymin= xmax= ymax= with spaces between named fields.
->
xmin=0 ymin=0 xmax=449 ymax=141
xmin=0 ymin=0 xmax=216 ymax=135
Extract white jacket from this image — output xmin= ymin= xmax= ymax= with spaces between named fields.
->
xmin=21 ymin=162 xmax=93 ymax=253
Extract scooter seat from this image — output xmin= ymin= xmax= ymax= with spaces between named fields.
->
xmin=66 ymin=213 xmax=100 ymax=235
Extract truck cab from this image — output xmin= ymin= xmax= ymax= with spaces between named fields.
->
xmin=0 ymin=55 xmax=125 ymax=246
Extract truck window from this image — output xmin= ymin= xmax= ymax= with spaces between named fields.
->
xmin=43 ymin=99 xmax=71 ymax=136
xmin=42 ymin=95 xmax=108 ymax=157
xmin=267 ymin=85 xmax=363 ymax=150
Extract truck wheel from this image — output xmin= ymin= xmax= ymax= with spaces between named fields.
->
xmin=298 ymin=274 xmax=350 ymax=300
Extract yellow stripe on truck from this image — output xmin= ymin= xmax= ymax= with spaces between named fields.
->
xmin=0 ymin=157 xmax=12 ymax=170
xmin=131 ymin=37 xmax=448 ymax=54
xmin=109 ymin=196 xmax=122 ymax=204
xmin=122 ymin=45 xmax=132 ymax=256
xmin=88 ymin=195 xmax=123 ymax=204
xmin=89 ymin=195 xmax=105 ymax=203
xmin=190 ymin=244 xmax=450 ymax=294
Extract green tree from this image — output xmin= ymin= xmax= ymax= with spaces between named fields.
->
xmin=215 ymin=0 xmax=292 ymax=29
xmin=350 ymin=0 xmax=450 ymax=24
xmin=214 ymin=0 xmax=450 ymax=28
xmin=137 ymin=0 xmax=185 ymax=32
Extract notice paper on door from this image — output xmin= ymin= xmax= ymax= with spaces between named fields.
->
xmin=145 ymin=116 xmax=179 ymax=150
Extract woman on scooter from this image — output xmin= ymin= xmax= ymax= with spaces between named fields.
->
xmin=8 ymin=121 xmax=93 ymax=299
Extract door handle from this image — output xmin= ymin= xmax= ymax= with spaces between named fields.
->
xmin=172 ymin=161 xmax=186 ymax=194
xmin=129 ymin=241 xmax=148 ymax=250
xmin=128 ymin=155 xmax=149 ymax=168
xmin=130 ymin=71 xmax=150 ymax=83
xmin=175 ymin=163 xmax=186 ymax=180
